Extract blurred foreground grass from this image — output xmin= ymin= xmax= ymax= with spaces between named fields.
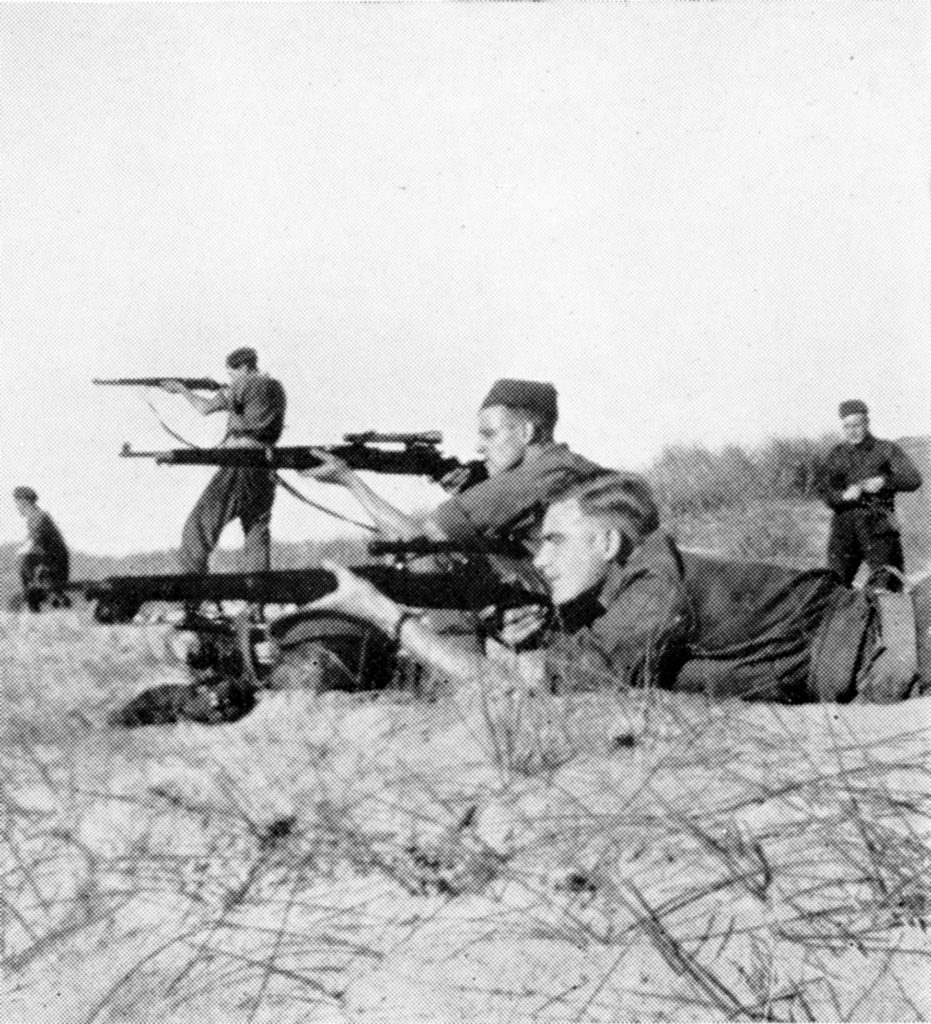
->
xmin=0 ymin=611 xmax=929 ymax=1023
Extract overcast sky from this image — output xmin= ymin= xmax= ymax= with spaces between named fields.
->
xmin=1 ymin=3 xmax=928 ymax=555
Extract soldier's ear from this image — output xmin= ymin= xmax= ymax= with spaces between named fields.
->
xmin=600 ymin=527 xmax=623 ymax=562
xmin=601 ymin=525 xmax=635 ymax=565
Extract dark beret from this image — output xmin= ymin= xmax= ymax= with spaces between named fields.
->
xmin=481 ymin=378 xmax=559 ymax=422
xmin=838 ymin=399 xmax=868 ymax=418
xmin=226 ymin=346 xmax=258 ymax=370
xmin=13 ymin=486 xmax=37 ymax=502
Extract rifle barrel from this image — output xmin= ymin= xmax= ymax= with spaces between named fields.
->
xmin=94 ymin=377 xmax=224 ymax=391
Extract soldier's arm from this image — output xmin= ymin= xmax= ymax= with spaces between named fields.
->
xmin=883 ymin=443 xmax=923 ymax=493
xmin=301 ymin=451 xmax=447 ymax=541
xmin=816 ymin=448 xmax=857 ymax=509
xmin=308 ymin=562 xmax=517 ymax=693
xmin=160 ymin=380 xmax=229 ymax=415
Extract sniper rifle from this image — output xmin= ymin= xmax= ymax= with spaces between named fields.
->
xmin=66 ymin=563 xmax=542 ymax=625
xmin=119 ymin=431 xmax=488 ymax=487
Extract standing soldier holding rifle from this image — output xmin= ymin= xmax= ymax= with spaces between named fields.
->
xmin=160 ymin=347 xmax=287 ymax=577
xmin=817 ymin=399 xmax=922 ymax=592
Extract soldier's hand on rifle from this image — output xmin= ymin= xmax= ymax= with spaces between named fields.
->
xmin=495 ymin=604 xmax=549 ymax=649
xmin=861 ymin=475 xmax=886 ymax=494
xmin=841 ymin=483 xmax=863 ymax=502
xmin=299 ymin=449 xmax=354 ymax=485
xmin=311 ymin=560 xmax=404 ymax=636
xmin=160 ymin=380 xmax=187 ymax=395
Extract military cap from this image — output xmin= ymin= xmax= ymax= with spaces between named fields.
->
xmin=226 ymin=346 xmax=258 ymax=370
xmin=13 ymin=486 xmax=38 ymax=503
xmin=481 ymin=378 xmax=559 ymax=423
xmin=838 ymin=399 xmax=868 ymax=419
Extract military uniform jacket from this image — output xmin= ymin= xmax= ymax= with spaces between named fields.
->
xmin=216 ymin=373 xmax=287 ymax=447
xmin=432 ymin=443 xmax=605 ymax=550
xmin=543 ymin=531 xmax=866 ymax=703
xmin=24 ymin=508 xmax=70 ymax=578
xmin=817 ymin=435 xmax=921 ymax=527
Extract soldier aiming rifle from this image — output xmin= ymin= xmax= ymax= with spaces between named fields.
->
xmin=154 ymin=347 xmax=288 ymax=582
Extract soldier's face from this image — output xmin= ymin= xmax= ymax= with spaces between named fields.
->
xmin=14 ymin=499 xmax=30 ymax=518
xmin=476 ymin=406 xmax=532 ymax=477
xmin=534 ymin=498 xmax=616 ymax=605
xmin=842 ymin=413 xmax=869 ymax=445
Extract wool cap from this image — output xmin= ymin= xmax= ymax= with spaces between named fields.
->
xmin=226 ymin=346 xmax=258 ymax=370
xmin=13 ymin=486 xmax=37 ymax=503
xmin=481 ymin=379 xmax=558 ymax=422
xmin=839 ymin=399 xmax=868 ymax=419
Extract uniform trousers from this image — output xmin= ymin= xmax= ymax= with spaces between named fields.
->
xmin=827 ymin=509 xmax=905 ymax=592
xmin=19 ymin=553 xmax=70 ymax=611
xmin=179 ymin=467 xmax=277 ymax=574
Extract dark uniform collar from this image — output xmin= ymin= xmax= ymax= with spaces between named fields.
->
xmin=512 ymin=440 xmax=561 ymax=469
xmin=553 ymin=531 xmax=680 ymax=634
xmin=553 ymin=580 xmax=606 ymax=634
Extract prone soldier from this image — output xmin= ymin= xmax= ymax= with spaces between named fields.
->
xmin=308 ymin=472 xmax=929 ymax=704
xmin=817 ymin=399 xmax=922 ymax=592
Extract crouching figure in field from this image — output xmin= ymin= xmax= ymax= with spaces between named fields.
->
xmin=311 ymin=472 xmax=929 ymax=704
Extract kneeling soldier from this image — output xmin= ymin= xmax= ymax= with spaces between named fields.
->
xmin=13 ymin=486 xmax=71 ymax=612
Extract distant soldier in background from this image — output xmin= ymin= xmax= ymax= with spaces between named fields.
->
xmin=12 ymin=486 xmax=71 ymax=612
xmin=817 ymin=400 xmax=922 ymax=592
xmin=160 ymin=347 xmax=287 ymax=575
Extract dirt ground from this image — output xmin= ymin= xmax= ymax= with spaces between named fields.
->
xmin=1 ymin=610 xmax=929 ymax=1023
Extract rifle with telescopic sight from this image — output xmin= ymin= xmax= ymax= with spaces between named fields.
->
xmin=118 ymin=431 xmax=488 ymax=486
xmin=66 ymin=561 xmax=542 ymax=624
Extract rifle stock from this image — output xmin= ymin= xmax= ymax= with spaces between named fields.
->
xmin=67 ymin=565 xmax=543 ymax=624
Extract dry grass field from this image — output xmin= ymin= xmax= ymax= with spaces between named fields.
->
xmin=1 ymin=605 xmax=929 ymax=1023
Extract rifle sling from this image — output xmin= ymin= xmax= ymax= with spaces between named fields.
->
xmin=142 ymin=397 xmax=377 ymax=532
